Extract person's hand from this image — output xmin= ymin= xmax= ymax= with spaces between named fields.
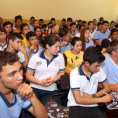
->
xmin=112 ymin=84 xmax=118 ymax=92
xmin=17 ymin=83 xmax=33 ymax=98
xmin=18 ymin=46 xmax=27 ymax=54
xmin=82 ymin=92 xmax=92 ymax=98
xmin=101 ymin=94 xmax=113 ymax=103
xmin=40 ymin=77 xmax=51 ymax=87
xmin=45 ymin=79 xmax=54 ymax=86
xmin=29 ymin=45 xmax=36 ymax=53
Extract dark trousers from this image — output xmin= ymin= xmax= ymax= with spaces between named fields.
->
xmin=69 ymin=106 xmax=107 ymax=118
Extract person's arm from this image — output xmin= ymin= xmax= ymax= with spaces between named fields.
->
xmin=95 ymin=39 xmax=101 ymax=46
xmin=110 ymin=84 xmax=118 ymax=92
xmin=17 ymin=83 xmax=48 ymax=118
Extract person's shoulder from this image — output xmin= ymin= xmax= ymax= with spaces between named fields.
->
xmin=63 ymin=49 xmax=71 ymax=54
xmin=71 ymin=66 xmax=79 ymax=76
xmin=80 ymin=51 xmax=84 ymax=54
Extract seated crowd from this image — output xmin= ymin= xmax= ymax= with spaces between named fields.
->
xmin=0 ymin=15 xmax=118 ymax=118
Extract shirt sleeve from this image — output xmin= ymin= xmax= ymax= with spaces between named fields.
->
xmin=27 ymin=54 xmax=37 ymax=71
xmin=70 ymin=68 xmax=80 ymax=91
xmin=94 ymin=31 xmax=99 ymax=40
xmin=59 ymin=53 xmax=65 ymax=71
xmin=19 ymin=51 xmax=25 ymax=64
xmin=98 ymin=67 xmax=107 ymax=84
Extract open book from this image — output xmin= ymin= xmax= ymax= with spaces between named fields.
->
xmin=105 ymin=91 xmax=118 ymax=110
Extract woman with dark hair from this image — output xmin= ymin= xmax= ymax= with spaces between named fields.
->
xmin=26 ymin=34 xmax=65 ymax=105
xmin=47 ymin=25 xmax=56 ymax=35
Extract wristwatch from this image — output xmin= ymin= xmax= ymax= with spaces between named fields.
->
xmin=92 ymin=94 xmax=97 ymax=98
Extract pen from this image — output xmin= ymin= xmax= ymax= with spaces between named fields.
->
xmin=102 ymin=92 xmax=109 ymax=95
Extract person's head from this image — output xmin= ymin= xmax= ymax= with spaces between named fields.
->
xmin=82 ymin=21 xmax=86 ymax=26
xmin=83 ymin=46 xmax=105 ymax=73
xmin=8 ymin=33 xmax=23 ymax=50
xmin=43 ymin=34 xmax=60 ymax=55
xmin=71 ymin=37 xmax=82 ymax=53
xmin=78 ymin=20 xmax=82 ymax=26
xmin=110 ymin=21 xmax=115 ymax=29
xmin=110 ymin=28 xmax=118 ymax=40
xmin=93 ymin=19 xmax=97 ymax=25
xmin=51 ymin=18 xmax=56 ymax=25
xmin=67 ymin=17 xmax=73 ymax=26
xmin=48 ymin=25 xmax=56 ymax=35
xmin=109 ymin=40 xmax=118 ymax=58
xmin=3 ymin=21 xmax=13 ymax=35
xmin=30 ymin=16 xmax=35 ymax=24
xmin=101 ymin=39 xmax=110 ymax=52
xmin=88 ymin=21 xmax=93 ymax=30
xmin=100 ymin=17 xmax=104 ymax=22
xmin=34 ymin=26 xmax=42 ymax=39
xmin=70 ymin=22 xmax=76 ymax=32
xmin=15 ymin=16 xmax=22 ymax=28
xmin=77 ymin=25 xmax=85 ymax=33
xmin=0 ymin=51 xmax=23 ymax=90
xmin=39 ymin=19 xmax=44 ymax=26
xmin=101 ymin=20 xmax=109 ymax=31
xmin=21 ymin=23 xmax=30 ymax=35
xmin=97 ymin=22 xmax=102 ymax=31
xmin=59 ymin=28 xmax=70 ymax=42
xmin=62 ymin=18 xmax=66 ymax=25
xmin=33 ymin=20 xmax=39 ymax=28
xmin=26 ymin=32 xmax=38 ymax=47
xmin=0 ymin=27 xmax=6 ymax=42
xmin=80 ymin=28 xmax=90 ymax=51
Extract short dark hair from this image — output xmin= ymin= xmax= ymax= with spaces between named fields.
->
xmin=39 ymin=19 xmax=44 ymax=22
xmin=42 ymin=34 xmax=60 ymax=48
xmin=93 ymin=19 xmax=96 ymax=21
xmin=3 ymin=21 xmax=13 ymax=27
xmin=101 ymin=39 xmax=110 ymax=48
xmin=62 ymin=18 xmax=66 ymax=22
xmin=70 ymin=22 xmax=76 ymax=27
xmin=67 ymin=17 xmax=73 ymax=22
xmin=30 ymin=16 xmax=35 ymax=20
xmin=82 ymin=21 xmax=86 ymax=24
xmin=15 ymin=16 xmax=22 ymax=22
xmin=21 ymin=23 xmax=29 ymax=31
xmin=9 ymin=33 xmax=23 ymax=41
xmin=115 ymin=24 xmax=118 ymax=28
xmin=0 ymin=27 xmax=6 ymax=33
xmin=111 ymin=28 xmax=118 ymax=36
xmin=83 ymin=47 xmax=105 ymax=65
xmin=0 ymin=51 xmax=19 ymax=72
xmin=51 ymin=18 xmax=55 ymax=21
xmin=71 ymin=37 xmax=82 ymax=46
xmin=88 ymin=21 xmax=93 ymax=25
xmin=26 ymin=32 xmax=37 ymax=41
xmin=59 ymin=28 xmax=68 ymax=37
xmin=109 ymin=40 xmax=118 ymax=53
xmin=97 ymin=22 xmax=102 ymax=26
xmin=102 ymin=20 xmax=109 ymax=25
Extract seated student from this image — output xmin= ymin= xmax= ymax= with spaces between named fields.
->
xmin=63 ymin=37 xmax=83 ymax=74
xmin=0 ymin=51 xmax=47 ymax=118
xmin=25 ymin=32 xmax=43 ymax=60
xmin=26 ymin=34 xmax=65 ymax=106
xmin=0 ymin=27 xmax=7 ymax=51
xmin=88 ymin=21 xmax=96 ymax=41
xmin=94 ymin=20 xmax=110 ymax=46
xmin=70 ymin=22 xmax=79 ymax=38
xmin=47 ymin=25 xmax=56 ymax=35
xmin=109 ymin=21 xmax=115 ymax=31
xmin=101 ymin=40 xmax=118 ymax=91
xmin=93 ymin=19 xmax=97 ymax=31
xmin=39 ymin=19 xmax=44 ymax=27
xmin=59 ymin=18 xmax=66 ymax=28
xmin=59 ymin=28 xmax=71 ymax=54
xmin=108 ymin=28 xmax=118 ymax=42
xmin=82 ymin=21 xmax=87 ymax=27
xmin=78 ymin=20 xmax=82 ymax=26
xmin=50 ymin=18 xmax=59 ymax=30
xmin=76 ymin=25 xmax=85 ymax=37
xmin=30 ymin=20 xmax=39 ymax=32
xmin=13 ymin=16 xmax=22 ymax=33
xmin=3 ymin=21 xmax=13 ymax=40
xmin=97 ymin=22 xmax=102 ymax=31
xmin=101 ymin=39 xmax=110 ymax=59
xmin=5 ymin=33 xmax=28 ymax=69
xmin=28 ymin=16 xmax=35 ymax=31
xmin=66 ymin=17 xmax=73 ymax=30
xmin=80 ymin=28 xmax=94 ymax=51
xmin=21 ymin=23 xmax=30 ymax=47
xmin=68 ymin=46 xmax=113 ymax=118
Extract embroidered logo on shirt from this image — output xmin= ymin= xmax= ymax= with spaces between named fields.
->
xmin=36 ymin=61 xmax=42 ymax=66
xmin=53 ymin=60 xmax=59 ymax=66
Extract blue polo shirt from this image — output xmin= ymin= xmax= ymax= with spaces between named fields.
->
xmin=85 ymin=39 xmax=94 ymax=49
xmin=94 ymin=30 xmax=110 ymax=43
xmin=101 ymin=57 xmax=118 ymax=84
xmin=0 ymin=91 xmax=32 ymax=118
xmin=25 ymin=46 xmax=44 ymax=60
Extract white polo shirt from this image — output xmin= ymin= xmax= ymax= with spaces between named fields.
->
xmin=27 ymin=51 xmax=65 ymax=91
xmin=90 ymin=29 xmax=96 ymax=39
xmin=68 ymin=64 xmax=107 ymax=107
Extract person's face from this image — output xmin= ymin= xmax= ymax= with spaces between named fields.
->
xmin=0 ymin=32 xmax=6 ymax=41
xmin=5 ymin=24 xmax=12 ymax=34
xmin=71 ymin=25 xmax=76 ymax=32
xmin=51 ymin=20 xmax=55 ymax=25
xmin=88 ymin=23 xmax=93 ymax=29
xmin=98 ymin=25 xmax=102 ymax=30
xmin=86 ymin=61 xmax=101 ymax=73
xmin=72 ymin=41 xmax=82 ymax=53
xmin=30 ymin=18 xmax=35 ymax=24
xmin=10 ymin=38 xmax=22 ymax=50
xmin=22 ymin=26 xmax=30 ymax=35
xmin=62 ymin=33 xmax=70 ymax=42
xmin=39 ymin=21 xmax=44 ymax=26
xmin=29 ymin=36 xmax=38 ymax=47
xmin=35 ymin=28 xmax=41 ymax=37
xmin=110 ymin=23 xmax=115 ymax=28
xmin=112 ymin=31 xmax=118 ymax=40
xmin=34 ymin=21 xmax=39 ymax=27
xmin=78 ymin=21 xmax=82 ymax=25
xmin=0 ymin=61 xmax=23 ymax=90
xmin=52 ymin=27 xmax=56 ymax=34
xmin=102 ymin=23 xmax=108 ymax=31
xmin=47 ymin=41 xmax=60 ymax=55
xmin=84 ymin=30 xmax=90 ymax=39
xmin=15 ymin=19 xmax=22 ymax=27
xmin=62 ymin=21 xmax=66 ymax=25
xmin=67 ymin=21 xmax=72 ymax=26
xmin=93 ymin=20 xmax=96 ymax=25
